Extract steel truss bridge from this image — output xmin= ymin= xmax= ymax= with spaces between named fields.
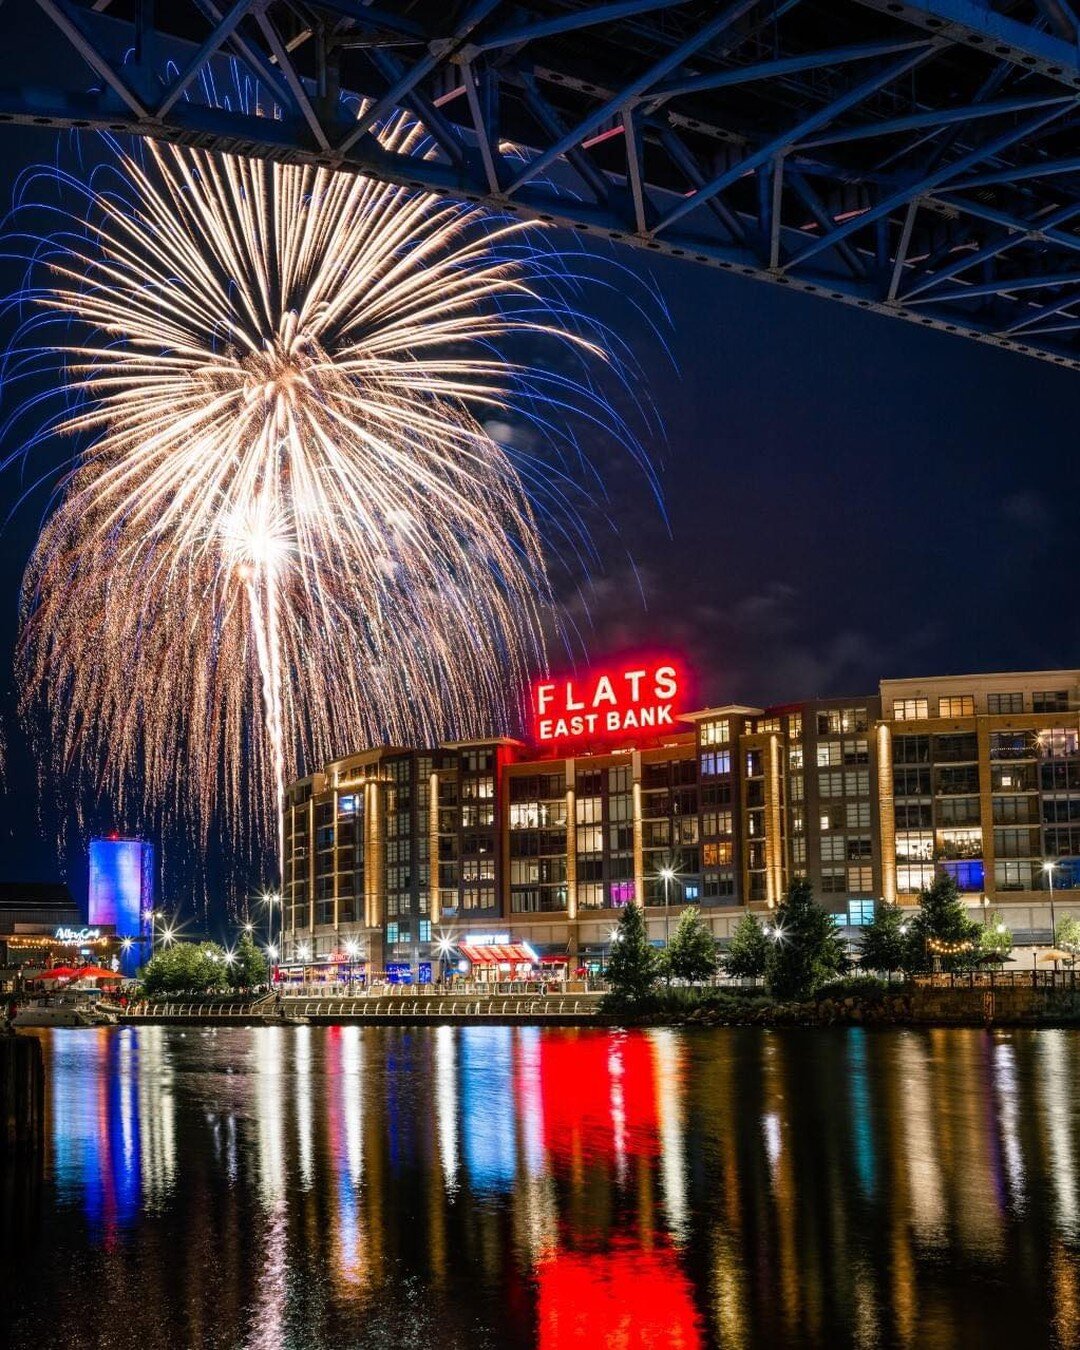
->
xmin=1 ymin=0 xmax=1080 ymax=368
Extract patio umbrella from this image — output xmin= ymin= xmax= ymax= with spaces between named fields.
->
xmin=36 ymin=966 xmax=76 ymax=980
xmin=976 ymin=950 xmax=1014 ymax=964
xmin=71 ymin=965 xmax=121 ymax=982
xmin=1039 ymin=949 xmax=1073 ymax=963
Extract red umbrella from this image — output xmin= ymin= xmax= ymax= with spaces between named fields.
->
xmin=36 ymin=966 xmax=76 ymax=981
xmin=71 ymin=965 xmax=121 ymax=982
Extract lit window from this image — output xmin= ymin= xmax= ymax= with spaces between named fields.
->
xmin=1039 ymin=728 xmax=1080 ymax=758
xmin=847 ymin=899 xmax=875 ymax=926
xmin=700 ymin=751 xmax=731 ymax=776
xmin=817 ymin=743 xmax=841 ymax=768
xmin=386 ymin=922 xmax=399 ymax=945
xmin=700 ymin=719 xmax=730 ymax=746
xmin=821 ymin=836 xmax=845 ymax=862
xmin=938 ymin=696 xmax=974 ymax=718
xmin=847 ymin=866 xmax=873 ymax=893
xmin=897 ymin=863 xmax=934 ymax=892
xmin=893 ymin=698 xmax=929 ymax=721
xmin=575 ymin=796 xmax=602 ymax=824
xmin=846 ymin=801 xmax=871 ymax=829
xmin=895 ymin=831 xmax=933 ymax=861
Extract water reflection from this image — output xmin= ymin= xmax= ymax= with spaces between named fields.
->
xmin=3 ymin=1026 xmax=1080 ymax=1348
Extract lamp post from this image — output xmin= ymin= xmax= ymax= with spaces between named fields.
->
xmin=1043 ymin=860 xmax=1058 ymax=955
xmin=660 ymin=866 xmax=676 ymax=949
xmin=344 ymin=939 xmax=360 ymax=990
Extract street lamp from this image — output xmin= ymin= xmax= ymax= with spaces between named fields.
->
xmin=434 ymin=935 xmax=453 ymax=987
xmin=660 ymin=866 xmax=676 ymax=948
xmin=344 ymin=938 xmax=360 ymax=989
xmin=1043 ymin=860 xmax=1058 ymax=951
xmin=261 ymin=889 xmax=281 ymax=956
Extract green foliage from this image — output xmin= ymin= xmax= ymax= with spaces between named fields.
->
xmin=229 ymin=935 xmax=268 ymax=989
xmin=765 ymin=878 xmax=849 ymax=1001
xmin=908 ymin=872 xmax=982 ymax=972
xmin=141 ymin=940 xmax=231 ymax=995
xmin=663 ymin=906 xmax=718 ymax=984
xmin=723 ymin=913 xmax=770 ymax=981
xmin=604 ymin=902 xmax=658 ymax=1003
xmin=858 ymin=902 xmax=910 ymax=975
xmin=598 ymin=985 xmax=772 ymax=1019
xmin=979 ymin=913 xmax=1014 ymax=958
xmin=1055 ymin=913 xmax=1080 ymax=956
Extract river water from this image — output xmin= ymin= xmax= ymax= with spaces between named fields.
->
xmin=2 ymin=1024 xmax=1080 ymax=1349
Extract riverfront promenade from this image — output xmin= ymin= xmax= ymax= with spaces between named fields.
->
xmin=122 ymin=989 xmax=606 ymax=1026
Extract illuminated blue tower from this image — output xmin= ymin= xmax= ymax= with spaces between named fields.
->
xmin=88 ymin=837 xmax=154 ymax=976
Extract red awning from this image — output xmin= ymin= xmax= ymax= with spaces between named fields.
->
xmin=460 ymin=942 xmax=536 ymax=967
xmin=71 ymin=965 xmax=121 ymax=982
xmin=539 ymin=954 xmax=570 ymax=964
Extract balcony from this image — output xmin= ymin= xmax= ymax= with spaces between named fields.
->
xmin=935 ymin=842 xmax=983 ymax=861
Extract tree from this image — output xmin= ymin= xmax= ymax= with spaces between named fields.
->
xmin=766 ymin=878 xmax=849 ymax=1001
xmin=1056 ymin=913 xmax=1080 ymax=959
xmin=229 ymin=935 xmax=268 ymax=989
xmin=908 ymin=872 xmax=981 ymax=972
xmin=141 ymin=941 xmax=231 ymax=995
xmin=858 ymin=902 xmax=910 ymax=976
xmin=605 ymin=902 xmax=658 ymax=1002
xmin=979 ymin=912 xmax=1014 ymax=960
xmin=663 ymin=907 xmax=718 ymax=984
xmin=723 ymin=913 xmax=770 ymax=981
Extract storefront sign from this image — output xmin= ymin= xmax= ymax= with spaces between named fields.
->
xmin=463 ymin=933 xmax=511 ymax=946
xmin=55 ymin=926 xmax=101 ymax=943
xmin=532 ymin=656 xmax=686 ymax=747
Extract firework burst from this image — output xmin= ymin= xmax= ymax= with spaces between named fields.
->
xmin=5 ymin=115 xmax=655 ymax=875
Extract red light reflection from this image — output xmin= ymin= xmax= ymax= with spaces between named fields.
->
xmin=533 ymin=1031 xmax=660 ymax=1163
xmin=536 ymin=1241 xmax=703 ymax=1350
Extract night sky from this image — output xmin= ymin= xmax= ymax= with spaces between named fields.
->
xmin=0 ymin=73 xmax=1077 ymax=915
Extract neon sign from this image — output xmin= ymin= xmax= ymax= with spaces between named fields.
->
xmin=532 ymin=656 xmax=686 ymax=747
xmin=55 ymin=926 xmax=102 ymax=943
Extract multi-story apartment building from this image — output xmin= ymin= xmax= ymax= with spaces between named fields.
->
xmin=281 ymin=665 xmax=1078 ymax=978
xmin=280 ymin=654 xmax=901 ymax=975
xmin=878 ymin=671 xmax=1080 ymax=931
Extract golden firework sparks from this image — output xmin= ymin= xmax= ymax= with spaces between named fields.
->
xmin=11 ymin=115 xmax=652 ymax=877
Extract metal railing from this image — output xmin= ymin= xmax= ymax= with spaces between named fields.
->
xmin=912 ymin=970 xmax=1080 ymax=990
xmin=284 ymin=996 xmax=596 ymax=1018
xmin=124 ymin=994 xmax=275 ymax=1018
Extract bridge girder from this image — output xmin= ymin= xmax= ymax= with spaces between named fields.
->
xmin=1 ymin=0 xmax=1080 ymax=368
